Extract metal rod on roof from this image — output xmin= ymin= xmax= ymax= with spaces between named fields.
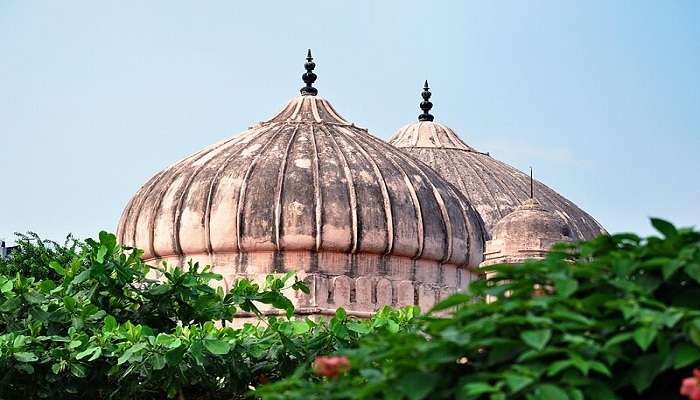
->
xmin=530 ymin=167 xmax=534 ymax=199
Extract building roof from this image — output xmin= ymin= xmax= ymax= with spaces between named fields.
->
xmin=117 ymin=54 xmax=485 ymax=269
xmin=389 ymin=83 xmax=606 ymax=240
xmin=491 ymin=198 xmax=572 ymax=241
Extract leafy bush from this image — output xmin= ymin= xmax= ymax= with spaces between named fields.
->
xmin=256 ymin=219 xmax=700 ymax=400
xmin=0 ymin=232 xmax=84 ymax=280
xmin=0 ymin=232 xmax=416 ymax=399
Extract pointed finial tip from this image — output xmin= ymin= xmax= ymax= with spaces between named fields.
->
xmin=300 ymin=49 xmax=318 ymax=96
xmin=418 ymin=80 xmax=434 ymax=121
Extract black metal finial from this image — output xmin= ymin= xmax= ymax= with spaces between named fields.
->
xmin=300 ymin=49 xmax=318 ymax=96
xmin=530 ymin=167 xmax=534 ymax=199
xmin=418 ymin=80 xmax=434 ymax=121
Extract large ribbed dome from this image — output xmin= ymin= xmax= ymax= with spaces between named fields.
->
xmin=118 ymin=95 xmax=484 ymax=266
xmin=117 ymin=54 xmax=485 ymax=314
xmin=389 ymin=83 xmax=605 ymax=240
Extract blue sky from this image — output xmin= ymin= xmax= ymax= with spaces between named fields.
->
xmin=1 ymin=1 xmax=698 ymax=243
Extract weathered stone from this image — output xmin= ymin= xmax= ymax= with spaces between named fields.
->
xmin=355 ymin=277 xmax=372 ymax=306
xmin=396 ymin=280 xmax=415 ymax=307
xmin=418 ymin=284 xmax=436 ymax=311
xmin=376 ymin=278 xmax=393 ymax=307
xmin=332 ymin=275 xmax=352 ymax=306
xmin=116 ymin=94 xmax=484 ymax=318
xmin=480 ymin=198 xmax=573 ymax=268
xmin=389 ymin=121 xmax=606 ymax=242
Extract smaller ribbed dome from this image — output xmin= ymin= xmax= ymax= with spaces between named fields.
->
xmin=491 ymin=198 xmax=572 ymax=242
xmin=481 ymin=198 xmax=572 ymax=267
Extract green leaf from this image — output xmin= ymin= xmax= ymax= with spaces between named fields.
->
xmin=462 ymin=382 xmax=498 ymax=395
xmin=75 ymin=347 xmax=98 ymax=360
xmin=503 ymin=372 xmax=533 ymax=393
xmin=547 ymin=360 xmax=574 ymax=376
xmin=14 ymin=352 xmax=38 ymax=362
xmin=347 ymin=322 xmax=371 ymax=334
xmin=88 ymin=348 xmax=102 ymax=361
xmin=49 ymin=261 xmax=65 ymax=276
xmin=673 ymin=343 xmax=700 ymax=369
xmin=0 ymin=296 xmax=22 ymax=313
xmin=535 ymin=384 xmax=570 ymax=400
xmin=291 ymin=320 xmax=310 ymax=334
xmin=203 ymin=339 xmax=230 ymax=355
xmin=650 ymin=218 xmax=677 ymax=238
xmin=520 ymin=329 xmax=552 ymax=351
xmin=627 ymin=354 xmax=663 ymax=393
xmin=69 ymin=363 xmax=87 ymax=378
xmin=96 ymin=245 xmax=108 ymax=263
xmin=397 ymin=372 xmax=439 ymax=400
xmin=67 ymin=340 xmax=82 ymax=350
xmin=633 ymin=327 xmax=656 ymax=351
xmin=0 ymin=279 xmax=13 ymax=293
xmin=151 ymin=354 xmax=166 ymax=370
xmin=103 ymin=315 xmax=117 ymax=332
xmin=73 ymin=269 xmax=90 ymax=285
xmin=589 ymin=361 xmax=612 ymax=377
xmin=387 ymin=319 xmax=400 ymax=333
xmin=335 ymin=307 xmax=347 ymax=321
xmin=292 ymin=280 xmax=310 ymax=294
xmin=147 ymin=284 xmax=172 ymax=296
xmin=685 ymin=263 xmax=700 ymax=284
xmin=554 ymin=279 xmax=578 ymax=298
xmin=23 ymin=291 xmax=45 ymax=304
xmin=662 ymin=259 xmax=683 ymax=279
xmin=604 ymin=332 xmax=634 ymax=348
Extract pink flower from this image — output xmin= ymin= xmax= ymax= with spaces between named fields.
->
xmin=680 ymin=369 xmax=700 ymax=400
xmin=313 ymin=356 xmax=350 ymax=378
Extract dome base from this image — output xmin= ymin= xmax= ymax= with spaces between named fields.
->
xmin=146 ymin=251 xmax=478 ymax=315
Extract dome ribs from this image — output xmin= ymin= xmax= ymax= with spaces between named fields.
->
xmin=235 ymin=126 xmax=286 ymax=252
xmin=456 ymin=153 xmax=505 ymax=223
xmin=118 ymin=95 xmax=483 ymax=301
xmin=473 ymin=156 xmax=525 ymax=214
xmin=383 ymin=142 xmax=455 ymax=265
xmin=320 ymin=98 xmax=350 ymax=124
xmin=320 ymin=124 xmax=359 ymax=254
xmin=274 ymin=125 xmax=301 ymax=251
xmin=355 ymin=135 xmax=426 ymax=261
xmin=144 ymin=145 xmax=222 ymax=259
xmin=428 ymin=122 xmax=444 ymax=148
xmin=118 ymin=169 xmax=164 ymax=246
xmin=172 ymin=140 xmax=241 ymax=258
xmin=389 ymin=120 xmax=605 ymax=241
xmin=411 ymin=124 xmax=420 ymax=147
xmin=203 ymin=125 xmax=277 ymax=255
xmin=338 ymin=127 xmax=394 ymax=255
xmin=309 ymin=124 xmax=323 ymax=251
xmin=309 ymin=97 xmax=323 ymax=122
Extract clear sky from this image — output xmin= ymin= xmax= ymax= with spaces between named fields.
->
xmin=1 ymin=1 xmax=698 ymax=244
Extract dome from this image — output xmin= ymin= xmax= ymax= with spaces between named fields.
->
xmin=481 ymin=198 xmax=573 ymax=267
xmin=388 ymin=82 xmax=605 ymax=240
xmin=117 ymin=53 xmax=485 ymax=314
xmin=491 ymin=198 xmax=572 ymax=242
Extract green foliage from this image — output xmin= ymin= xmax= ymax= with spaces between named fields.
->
xmin=0 ymin=231 xmax=415 ymax=399
xmin=255 ymin=219 xmax=700 ymax=399
xmin=0 ymin=232 xmax=84 ymax=281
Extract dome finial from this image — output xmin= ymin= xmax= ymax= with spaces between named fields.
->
xmin=530 ymin=167 xmax=534 ymax=199
xmin=418 ymin=80 xmax=434 ymax=121
xmin=300 ymin=49 xmax=318 ymax=96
